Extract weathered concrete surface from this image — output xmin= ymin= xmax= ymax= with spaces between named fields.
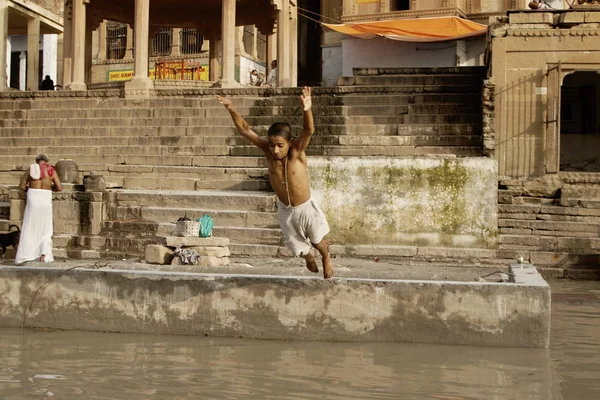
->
xmin=0 ymin=260 xmax=550 ymax=347
xmin=309 ymin=157 xmax=498 ymax=248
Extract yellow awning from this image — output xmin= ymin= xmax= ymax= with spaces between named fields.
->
xmin=323 ymin=16 xmax=487 ymax=42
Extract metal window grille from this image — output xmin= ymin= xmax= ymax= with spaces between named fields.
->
xmin=152 ymin=28 xmax=173 ymax=56
xmin=106 ymin=21 xmax=128 ymax=60
xmin=181 ymin=29 xmax=203 ymax=55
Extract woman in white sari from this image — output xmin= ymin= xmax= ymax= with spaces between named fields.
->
xmin=15 ymin=154 xmax=62 ymax=264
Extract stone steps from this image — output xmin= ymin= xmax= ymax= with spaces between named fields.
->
xmin=0 ymin=134 xmax=483 ymax=151
xmin=117 ymin=206 xmax=279 ymax=228
xmin=0 ymin=123 xmax=482 ymax=138
xmin=0 ymin=113 xmax=482 ymax=128
xmin=0 ymin=101 xmax=481 ymax=119
xmin=352 ymin=74 xmax=482 ymax=86
xmin=111 ymin=189 xmax=277 ymax=211
xmin=0 ymin=94 xmax=482 ymax=112
xmin=231 ymin=145 xmax=483 ymax=157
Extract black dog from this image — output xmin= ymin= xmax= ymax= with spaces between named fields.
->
xmin=0 ymin=225 xmax=20 ymax=259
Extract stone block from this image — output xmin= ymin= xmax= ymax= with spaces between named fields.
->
xmin=158 ymin=236 xmax=230 ymax=247
xmin=187 ymin=246 xmax=231 ymax=257
xmin=83 ymin=174 xmax=106 ymax=191
xmin=337 ymin=76 xmax=355 ymax=86
xmin=510 ymin=12 xmax=554 ymax=24
xmin=9 ymin=199 xmax=24 ymax=221
xmin=556 ymin=237 xmax=600 ymax=251
xmin=560 ymin=11 xmax=586 ymax=24
xmin=145 ymin=245 xmax=174 ymax=265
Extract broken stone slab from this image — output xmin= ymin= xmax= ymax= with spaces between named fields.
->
xmin=145 ymin=245 xmax=174 ymax=265
xmin=157 ymin=236 xmax=229 ymax=247
xmin=171 ymin=256 xmax=230 ymax=267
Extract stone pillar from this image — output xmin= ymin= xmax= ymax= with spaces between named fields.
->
xmin=0 ymin=0 xmax=8 ymax=91
xmin=209 ymin=38 xmax=220 ymax=81
xmin=290 ymin=3 xmax=298 ymax=87
xmin=62 ymin=0 xmax=73 ymax=88
xmin=220 ymin=0 xmax=238 ymax=87
xmin=70 ymin=0 xmax=87 ymax=90
xmin=126 ymin=24 xmax=133 ymax=59
xmin=27 ymin=17 xmax=40 ymax=91
xmin=19 ymin=52 xmax=26 ymax=90
xmin=266 ymin=32 xmax=277 ymax=67
xmin=277 ymin=0 xmax=291 ymax=87
xmin=5 ymin=36 xmax=10 ymax=88
xmin=172 ymin=28 xmax=181 ymax=56
xmin=252 ymin=26 xmax=258 ymax=59
xmin=125 ymin=0 xmax=153 ymax=92
xmin=98 ymin=20 xmax=107 ymax=61
xmin=85 ymin=23 xmax=93 ymax=85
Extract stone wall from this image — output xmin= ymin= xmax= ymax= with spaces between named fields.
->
xmin=31 ymin=0 xmax=63 ymax=17
xmin=309 ymin=157 xmax=498 ymax=248
xmin=498 ymin=174 xmax=600 ymax=274
xmin=9 ymin=186 xmax=103 ymax=236
xmin=490 ymin=11 xmax=600 ymax=178
xmin=0 ymin=263 xmax=551 ymax=347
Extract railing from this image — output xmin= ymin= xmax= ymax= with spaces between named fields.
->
xmin=152 ymin=28 xmax=172 ymax=57
xmin=154 ymin=59 xmax=206 ymax=81
xmin=180 ymin=29 xmax=203 ymax=54
xmin=106 ymin=21 xmax=127 ymax=60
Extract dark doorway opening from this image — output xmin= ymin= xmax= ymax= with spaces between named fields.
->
xmin=391 ymin=0 xmax=410 ymax=11
xmin=9 ymin=52 xmax=19 ymax=89
xmin=560 ymin=71 xmax=600 ymax=172
xmin=297 ymin=0 xmax=322 ymax=86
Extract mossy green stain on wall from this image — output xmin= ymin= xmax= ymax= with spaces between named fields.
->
xmin=309 ymin=158 xmax=497 ymax=248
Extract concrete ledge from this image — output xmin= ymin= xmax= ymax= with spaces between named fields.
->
xmin=0 ymin=264 xmax=550 ymax=347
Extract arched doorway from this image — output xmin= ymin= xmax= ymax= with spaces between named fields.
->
xmin=560 ymin=71 xmax=600 ymax=172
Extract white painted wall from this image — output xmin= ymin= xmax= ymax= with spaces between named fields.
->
xmin=341 ymin=37 xmax=458 ymax=76
xmin=321 ymin=44 xmax=342 ymax=87
xmin=42 ymin=34 xmax=57 ymax=82
xmin=465 ymin=37 xmax=486 ymax=67
xmin=7 ymin=34 xmax=58 ymax=89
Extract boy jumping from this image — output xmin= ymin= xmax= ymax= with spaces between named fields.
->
xmin=217 ymin=87 xmax=333 ymax=279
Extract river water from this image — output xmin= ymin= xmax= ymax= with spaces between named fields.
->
xmin=0 ymin=280 xmax=598 ymax=400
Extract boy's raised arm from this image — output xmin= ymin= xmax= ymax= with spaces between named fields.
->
xmin=293 ymin=87 xmax=315 ymax=152
xmin=217 ymin=95 xmax=268 ymax=151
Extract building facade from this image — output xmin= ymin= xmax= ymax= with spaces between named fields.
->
xmin=0 ymin=0 xmax=63 ymax=91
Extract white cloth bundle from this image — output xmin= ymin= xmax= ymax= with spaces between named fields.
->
xmin=29 ymin=163 xmax=41 ymax=180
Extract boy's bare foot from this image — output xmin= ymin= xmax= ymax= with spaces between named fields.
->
xmin=322 ymin=254 xmax=333 ymax=279
xmin=305 ymin=258 xmax=319 ymax=273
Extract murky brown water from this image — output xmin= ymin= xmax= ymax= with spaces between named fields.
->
xmin=0 ymin=281 xmax=598 ymax=400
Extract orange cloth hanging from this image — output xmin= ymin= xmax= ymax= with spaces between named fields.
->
xmin=323 ymin=16 xmax=487 ymax=42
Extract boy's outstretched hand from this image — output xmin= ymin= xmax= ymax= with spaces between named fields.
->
xmin=300 ymin=86 xmax=312 ymax=112
xmin=217 ymin=95 xmax=232 ymax=111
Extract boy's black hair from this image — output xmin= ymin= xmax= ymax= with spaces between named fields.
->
xmin=268 ymin=122 xmax=292 ymax=141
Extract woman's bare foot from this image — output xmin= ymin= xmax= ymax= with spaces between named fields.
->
xmin=322 ymin=254 xmax=333 ymax=279
xmin=40 ymin=254 xmax=45 ymax=262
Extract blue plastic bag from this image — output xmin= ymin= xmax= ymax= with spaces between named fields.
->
xmin=197 ymin=214 xmax=214 ymax=238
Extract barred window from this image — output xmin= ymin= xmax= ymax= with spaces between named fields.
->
xmin=106 ymin=21 xmax=127 ymax=60
xmin=152 ymin=28 xmax=173 ymax=56
xmin=181 ymin=29 xmax=203 ymax=55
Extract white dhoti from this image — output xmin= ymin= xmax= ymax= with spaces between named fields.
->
xmin=15 ymin=189 xmax=54 ymax=264
xmin=278 ymin=198 xmax=330 ymax=257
